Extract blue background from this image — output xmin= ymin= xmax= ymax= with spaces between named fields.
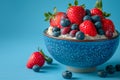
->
xmin=0 ymin=0 xmax=120 ymax=80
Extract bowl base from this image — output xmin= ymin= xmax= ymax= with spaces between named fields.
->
xmin=67 ymin=66 xmax=96 ymax=73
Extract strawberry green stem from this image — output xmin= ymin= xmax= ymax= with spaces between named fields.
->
xmin=40 ymin=50 xmax=53 ymax=64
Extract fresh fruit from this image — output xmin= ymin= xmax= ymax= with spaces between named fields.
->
xmin=115 ymin=64 xmax=120 ymax=71
xmin=67 ymin=6 xmax=86 ymax=25
xmin=61 ymin=27 xmax=71 ymax=35
xmin=71 ymin=24 xmax=79 ymax=30
xmin=102 ymin=18 xmax=115 ymax=33
xmin=85 ymin=9 xmax=91 ymax=16
xmin=69 ymin=30 xmax=78 ymax=37
xmin=91 ymin=15 xmax=101 ymax=23
xmin=62 ymin=71 xmax=72 ymax=79
xmin=53 ymin=31 xmax=61 ymax=37
xmin=94 ymin=21 xmax=102 ymax=29
xmin=97 ymin=29 xmax=105 ymax=35
xmin=52 ymin=27 xmax=60 ymax=32
xmin=90 ymin=8 xmax=103 ymax=19
xmin=60 ymin=18 xmax=71 ymax=27
xmin=32 ymin=65 xmax=41 ymax=72
xmin=105 ymin=65 xmax=115 ymax=74
xmin=83 ymin=15 xmax=92 ymax=21
xmin=97 ymin=70 xmax=107 ymax=78
xmin=79 ymin=20 xmax=97 ymax=36
xmin=105 ymin=30 xmax=113 ymax=39
xmin=26 ymin=52 xmax=45 ymax=69
xmin=75 ymin=31 xmax=85 ymax=40
xmin=45 ymin=11 xmax=67 ymax=28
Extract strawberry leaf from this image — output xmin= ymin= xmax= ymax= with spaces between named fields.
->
xmin=68 ymin=3 xmax=72 ymax=7
xmin=81 ymin=4 xmax=86 ymax=8
xmin=103 ymin=12 xmax=111 ymax=17
xmin=74 ymin=0 xmax=78 ymax=6
xmin=95 ymin=0 xmax=102 ymax=10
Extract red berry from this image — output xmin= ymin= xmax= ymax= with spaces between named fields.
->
xmin=26 ymin=52 xmax=45 ymax=69
xmin=69 ymin=30 xmax=78 ymax=37
xmin=61 ymin=27 xmax=71 ymax=35
xmin=105 ymin=30 xmax=113 ymax=39
xmin=79 ymin=20 xmax=97 ymax=36
xmin=91 ymin=8 xmax=104 ymax=19
xmin=102 ymin=18 xmax=115 ymax=33
xmin=67 ymin=6 xmax=86 ymax=25
xmin=50 ymin=12 xmax=67 ymax=28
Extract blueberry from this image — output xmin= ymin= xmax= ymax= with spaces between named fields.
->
xmin=60 ymin=18 xmax=71 ymax=27
xmin=91 ymin=15 xmax=101 ymax=22
xmin=32 ymin=65 xmax=41 ymax=72
xmin=97 ymin=29 xmax=105 ymax=35
xmin=97 ymin=70 xmax=107 ymax=78
xmin=62 ymin=71 xmax=72 ymax=79
xmin=106 ymin=65 xmax=115 ymax=74
xmin=115 ymin=64 xmax=120 ymax=71
xmin=85 ymin=9 xmax=91 ymax=16
xmin=52 ymin=27 xmax=60 ymax=32
xmin=83 ymin=15 xmax=92 ymax=21
xmin=75 ymin=31 xmax=85 ymax=40
xmin=71 ymin=24 xmax=79 ymax=30
xmin=53 ymin=31 xmax=61 ymax=37
xmin=95 ymin=21 xmax=102 ymax=29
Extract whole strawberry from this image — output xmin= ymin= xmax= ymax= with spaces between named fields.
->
xmin=91 ymin=8 xmax=103 ymax=19
xmin=79 ymin=20 xmax=97 ymax=36
xmin=102 ymin=18 xmax=115 ymax=33
xmin=44 ymin=8 xmax=67 ymax=28
xmin=26 ymin=52 xmax=45 ymax=69
xmin=66 ymin=0 xmax=86 ymax=25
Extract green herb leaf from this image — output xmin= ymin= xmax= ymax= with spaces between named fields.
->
xmin=95 ymin=0 xmax=103 ymax=10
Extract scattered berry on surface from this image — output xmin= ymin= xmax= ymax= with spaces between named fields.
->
xmin=62 ymin=71 xmax=72 ymax=79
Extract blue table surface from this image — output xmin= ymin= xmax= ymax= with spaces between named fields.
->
xmin=0 ymin=0 xmax=120 ymax=80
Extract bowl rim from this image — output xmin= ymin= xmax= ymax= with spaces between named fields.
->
xmin=43 ymin=28 xmax=120 ymax=42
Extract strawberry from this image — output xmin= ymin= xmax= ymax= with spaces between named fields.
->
xmin=91 ymin=8 xmax=104 ymax=19
xmin=79 ymin=20 xmax=97 ymax=36
xmin=67 ymin=6 xmax=86 ymax=25
xmin=102 ymin=18 xmax=115 ymax=33
xmin=45 ymin=11 xmax=67 ymax=28
xmin=26 ymin=52 xmax=45 ymax=69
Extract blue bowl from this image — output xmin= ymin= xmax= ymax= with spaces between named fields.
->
xmin=43 ymin=29 xmax=119 ymax=70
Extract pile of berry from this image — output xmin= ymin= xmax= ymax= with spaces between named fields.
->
xmin=45 ymin=0 xmax=115 ymax=40
xmin=26 ymin=50 xmax=53 ymax=72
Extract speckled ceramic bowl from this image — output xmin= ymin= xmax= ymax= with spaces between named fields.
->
xmin=43 ymin=29 xmax=119 ymax=72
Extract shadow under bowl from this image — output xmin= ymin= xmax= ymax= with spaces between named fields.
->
xmin=43 ymin=29 xmax=120 ymax=72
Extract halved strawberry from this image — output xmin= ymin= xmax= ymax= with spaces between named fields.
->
xmin=79 ymin=20 xmax=97 ymax=36
xmin=102 ymin=18 xmax=115 ymax=33
xmin=67 ymin=6 xmax=86 ymax=25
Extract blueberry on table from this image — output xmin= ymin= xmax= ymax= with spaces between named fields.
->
xmin=32 ymin=65 xmax=41 ymax=72
xmin=97 ymin=70 xmax=107 ymax=78
xmin=62 ymin=71 xmax=72 ymax=79
xmin=105 ymin=65 xmax=115 ymax=74
xmin=115 ymin=64 xmax=120 ymax=71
